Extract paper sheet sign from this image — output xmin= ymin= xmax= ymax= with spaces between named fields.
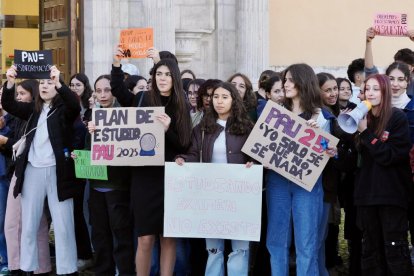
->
xmin=242 ymin=101 xmax=339 ymax=192
xmin=374 ymin=13 xmax=408 ymax=37
xmin=164 ymin=162 xmax=263 ymax=241
xmin=119 ymin=28 xmax=154 ymax=58
xmin=90 ymin=107 xmax=165 ymax=166
xmin=73 ymin=150 xmax=108 ymax=180
xmin=14 ymin=49 xmax=53 ymax=79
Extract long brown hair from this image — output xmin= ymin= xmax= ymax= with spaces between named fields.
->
xmin=200 ymin=82 xmax=253 ymax=135
xmin=227 ymin=73 xmax=257 ymax=112
xmin=365 ymin=74 xmax=393 ymax=137
xmin=282 ymin=63 xmax=322 ymax=118
xmin=149 ymin=58 xmax=192 ymax=147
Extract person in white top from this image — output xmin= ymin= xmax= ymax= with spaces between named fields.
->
xmin=176 ymin=82 xmax=254 ymax=276
xmin=3 ymin=65 xmax=80 ymax=275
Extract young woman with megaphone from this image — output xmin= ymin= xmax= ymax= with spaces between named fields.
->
xmin=354 ymin=74 xmax=412 ymax=275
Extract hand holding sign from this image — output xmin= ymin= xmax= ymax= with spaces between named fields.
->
xmin=409 ymin=29 xmax=414 ymax=42
xmin=50 ymin=66 xmax=62 ymax=89
xmin=366 ymin=27 xmax=376 ymax=42
xmin=5 ymin=65 xmax=17 ymax=89
xmin=88 ymin=121 xmax=97 ymax=134
xmin=113 ymin=45 xmax=127 ymax=67
xmin=147 ymin=47 xmax=161 ymax=64
xmin=14 ymin=50 xmax=53 ymax=79
xmin=156 ymin=113 xmax=171 ymax=132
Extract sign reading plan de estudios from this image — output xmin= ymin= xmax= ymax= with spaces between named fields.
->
xmin=90 ymin=107 xmax=165 ymax=166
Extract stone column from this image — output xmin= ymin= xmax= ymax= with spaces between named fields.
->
xmin=84 ymin=0 xmax=113 ymax=82
xmin=236 ymin=0 xmax=269 ymax=87
xmin=141 ymin=0 xmax=176 ymax=76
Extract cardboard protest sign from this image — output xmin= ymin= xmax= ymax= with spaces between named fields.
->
xmin=164 ymin=162 xmax=263 ymax=241
xmin=374 ymin=13 xmax=408 ymax=37
xmin=73 ymin=150 xmax=108 ymax=180
xmin=14 ymin=49 xmax=53 ymax=79
xmin=119 ymin=28 xmax=154 ymax=59
xmin=242 ymin=101 xmax=339 ymax=192
xmin=91 ymin=107 xmax=165 ymax=166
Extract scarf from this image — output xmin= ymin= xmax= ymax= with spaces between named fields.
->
xmin=391 ymin=92 xmax=411 ymax=109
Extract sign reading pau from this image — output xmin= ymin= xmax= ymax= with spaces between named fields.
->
xmin=14 ymin=49 xmax=53 ymax=79
xmin=242 ymin=101 xmax=339 ymax=192
xmin=90 ymin=107 xmax=165 ymax=166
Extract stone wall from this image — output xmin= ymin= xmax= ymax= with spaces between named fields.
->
xmin=83 ymin=0 xmax=269 ymax=86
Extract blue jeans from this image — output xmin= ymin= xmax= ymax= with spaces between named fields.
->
xmin=175 ymin=238 xmax=190 ymax=276
xmin=266 ymin=171 xmax=324 ymax=276
xmin=318 ymin=202 xmax=331 ymax=276
xmin=205 ymin=238 xmax=249 ymax=276
xmin=0 ymin=176 xmax=9 ymax=268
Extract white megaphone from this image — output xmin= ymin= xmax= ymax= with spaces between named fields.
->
xmin=338 ymin=100 xmax=372 ymax=134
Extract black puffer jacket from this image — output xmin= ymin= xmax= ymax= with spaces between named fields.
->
xmin=2 ymin=82 xmax=80 ymax=201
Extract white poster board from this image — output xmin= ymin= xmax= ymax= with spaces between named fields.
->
xmin=164 ymin=162 xmax=263 ymax=241
xmin=91 ymin=107 xmax=165 ymax=166
xmin=242 ymin=101 xmax=339 ymax=192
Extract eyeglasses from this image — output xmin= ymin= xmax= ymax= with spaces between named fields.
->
xmin=203 ymin=94 xmax=212 ymax=99
xmin=188 ymin=91 xmax=198 ymax=97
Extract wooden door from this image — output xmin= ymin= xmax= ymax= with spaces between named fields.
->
xmin=40 ymin=0 xmax=79 ymax=83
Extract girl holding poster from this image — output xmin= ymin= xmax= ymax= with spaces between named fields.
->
xmin=354 ymin=74 xmax=412 ymax=275
xmin=265 ymin=63 xmax=337 ymax=276
xmin=3 ymin=65 xmax=79 ymax=275
xmin=175 ymin=82 xmax=254 ymax=276
xmin=111 ymin=55 xmax=192 ymax=276
xmin=2 ymin=80 xmax=52 ymax=275
xmin=84 ymin=75 xmax=135 ymax=275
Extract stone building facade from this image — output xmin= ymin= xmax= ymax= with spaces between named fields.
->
xmin=84 ymin=0 xmax=269 ymax=85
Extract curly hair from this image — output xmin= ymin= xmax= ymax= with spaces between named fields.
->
xmin=196 ymin=79 xmax=222 ymax=110
xmin=227 ymin=73 xmax=257 ymax=112
xmin=200 ymin=82 xmax=253 ymax=135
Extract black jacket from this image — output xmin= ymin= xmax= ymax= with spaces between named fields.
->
xmin=354 ymin=108 xmax=412 ymax=209
xmin=178 ymin=123 xmax=251 ymax=164
xmin=2 ymin=82 xmax=81 ymax=201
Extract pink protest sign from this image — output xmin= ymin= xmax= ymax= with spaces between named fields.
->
xmin=374 ymin=13 xmax=408 ymax=37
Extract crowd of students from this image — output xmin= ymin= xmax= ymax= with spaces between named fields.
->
xmin=0 ymin=30 xmax=413 ymax=276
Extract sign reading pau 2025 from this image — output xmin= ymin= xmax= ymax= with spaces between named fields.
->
xmin=90 ymin=107 xmax=165 ymax=166
xmin=242 ymin=101 xmax=339 ymax=192
xmin=14 ymin=49 xmax=53 ymax=79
